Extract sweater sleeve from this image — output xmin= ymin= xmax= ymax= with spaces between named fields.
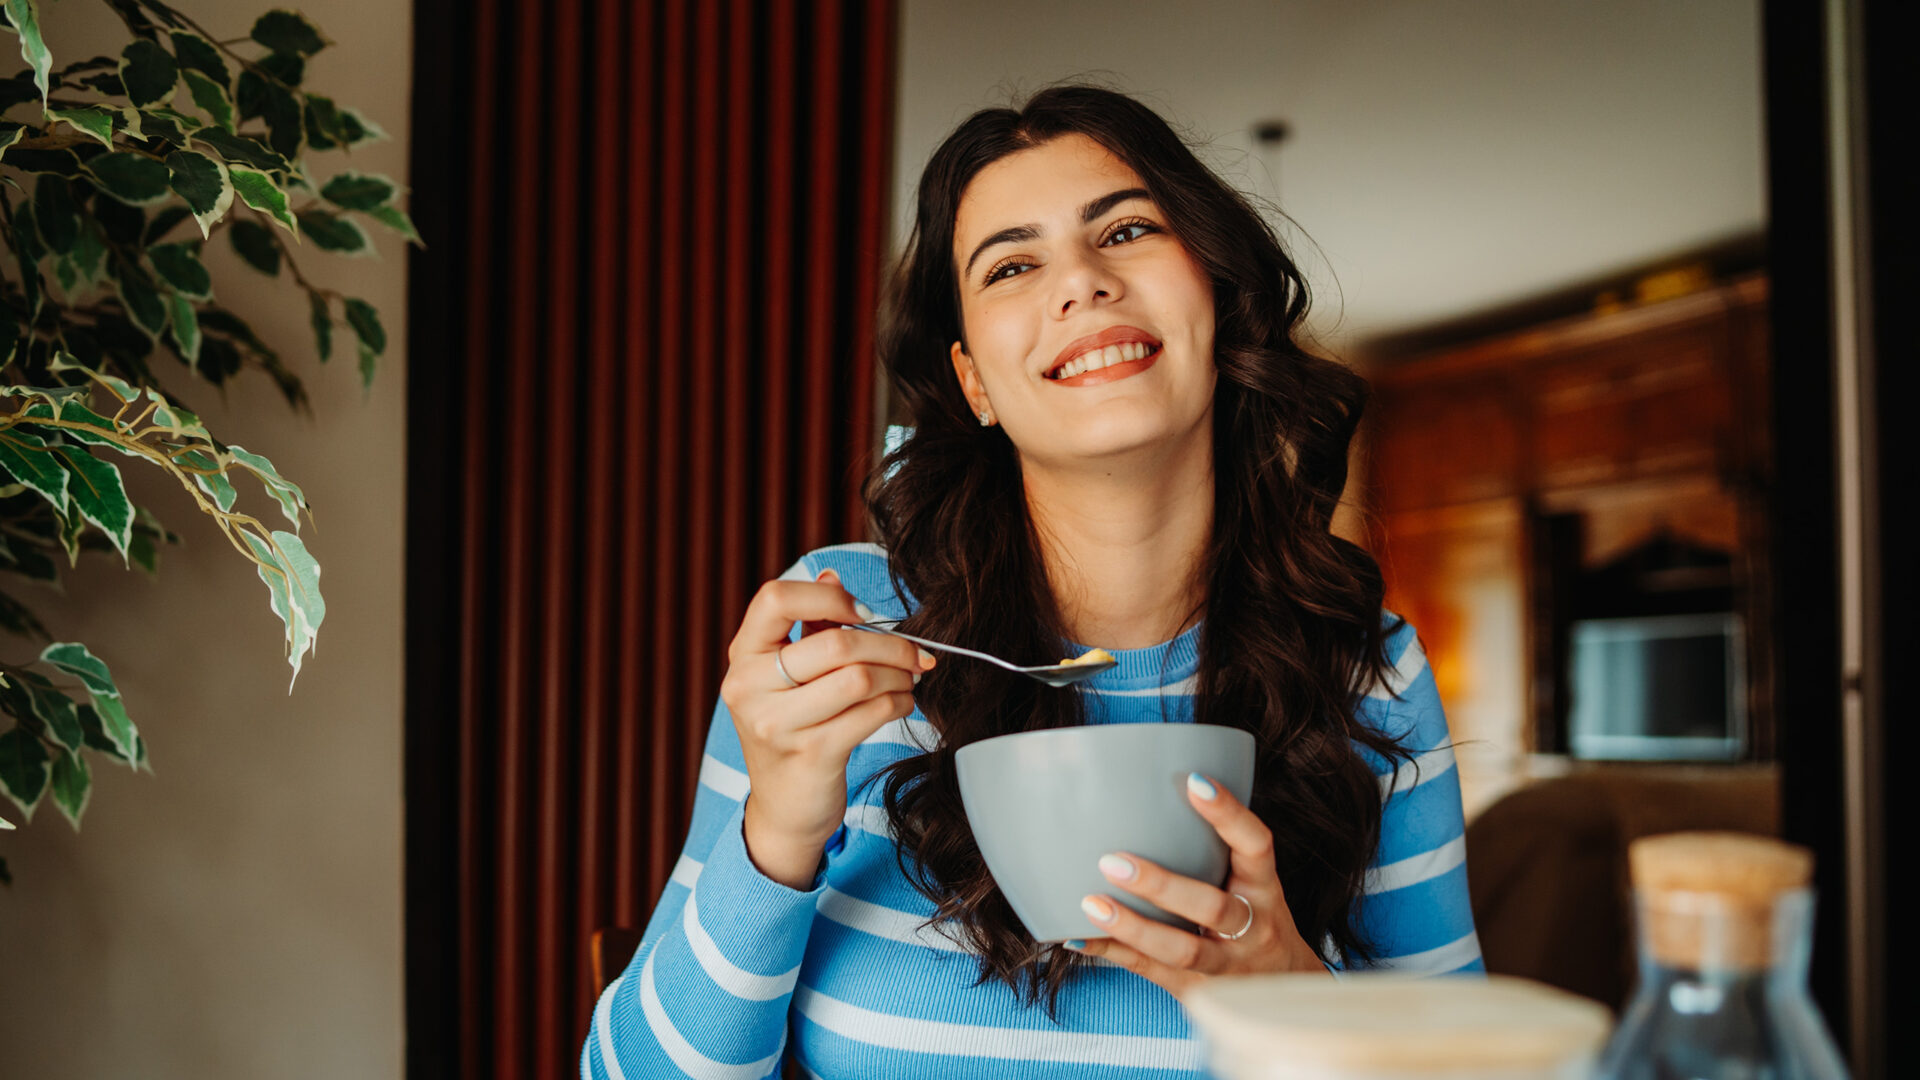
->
xmin=1340 ymin=620 xmax=1486 ymax=976
xmin=583 ymin=560 xmax=835 ymax=1080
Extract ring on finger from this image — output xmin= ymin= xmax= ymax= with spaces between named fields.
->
xmin=773 ymin=644 xmax=802 ymax=689
xmin=1212 ymin=893 xmax=1255 ymax=941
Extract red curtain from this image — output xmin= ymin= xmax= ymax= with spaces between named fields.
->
xmin=414 ymin=2 xmax=898 ymax=1076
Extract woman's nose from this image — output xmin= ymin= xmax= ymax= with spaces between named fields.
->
xmin=1050 ymin=251 xmax=1122 ymax=314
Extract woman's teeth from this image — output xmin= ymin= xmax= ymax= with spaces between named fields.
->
xmin=1050 ymin=341 xmax=1158 ymax=379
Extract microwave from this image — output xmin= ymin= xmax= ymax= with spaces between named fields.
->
xmin=1566 ymin=612 xmax=1746 ymax=761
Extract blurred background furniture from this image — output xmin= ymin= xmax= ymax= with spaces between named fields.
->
xmin=1464 ymin=764 xmax=1780 ymax=1011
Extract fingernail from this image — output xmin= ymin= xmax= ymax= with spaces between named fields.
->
xmin=817 ymin=568 xmax=840 ymax=584
xmin=1081 ymin=896 xmax=1117 ymax=924
xmin=917 ymin=648 xmax=936 ymax=669
xmin=854 ymin=600 xmax=876 ymax=622
xmin=1098 ymin=853 xmax=1137 ymax=881
xmin=913 ymin=670 xmax=922 ymax=686
xmin=1187 ymin=772 xmax=1217 ymax=801
xmin=1063 ymin=939 xmax=1087 ymax=950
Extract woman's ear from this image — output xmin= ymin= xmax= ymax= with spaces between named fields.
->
xmin=950 ymin=340 xmax=987 ymax=415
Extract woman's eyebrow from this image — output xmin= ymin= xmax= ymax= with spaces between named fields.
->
xmin=961 ymin=187 xmax=1152 ymax=279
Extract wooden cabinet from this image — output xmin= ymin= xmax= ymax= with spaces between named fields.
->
xmin=1362 ymin=273 xmax=1772 ymax=812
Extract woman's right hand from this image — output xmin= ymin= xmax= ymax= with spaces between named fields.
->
xmin=720 ymin=567 xmax=935 ymax=888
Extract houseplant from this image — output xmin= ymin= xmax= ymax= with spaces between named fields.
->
xmin=0 ymin=0 xmax=419 ymax=881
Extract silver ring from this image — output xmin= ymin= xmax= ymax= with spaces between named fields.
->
xmin=773 ymin=645 xmax=801 ymax=688
xmin=1214 ymin=893 xmax=1255 ymax=941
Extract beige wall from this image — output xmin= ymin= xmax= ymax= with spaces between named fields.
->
xmin=0 ymin=2 xmax=409 ymax=1077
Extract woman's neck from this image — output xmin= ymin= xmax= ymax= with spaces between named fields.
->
xmin=1021 ymin=436 xmax=1214 ymax=650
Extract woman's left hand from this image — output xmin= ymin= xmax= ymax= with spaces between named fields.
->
xmin=1067 ymin=771 xmax=1330 ymax=999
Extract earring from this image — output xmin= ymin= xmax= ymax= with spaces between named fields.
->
xmin=977 ymin=410 xmax=992 ymax=426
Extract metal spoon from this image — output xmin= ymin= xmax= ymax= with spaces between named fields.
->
xmin=840 ymin=619 xmax=1117 ymax=687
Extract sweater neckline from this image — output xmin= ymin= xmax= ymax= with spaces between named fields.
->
xmin=1065 ymin=619 xmax=1204 ymax=690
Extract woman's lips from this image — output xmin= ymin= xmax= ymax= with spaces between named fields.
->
xmin=1049 ymin=346 xmax=1161 ymax=387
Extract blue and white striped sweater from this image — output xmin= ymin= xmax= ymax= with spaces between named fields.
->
xmin=583 ymin=543 xmax=1483 ymax=1079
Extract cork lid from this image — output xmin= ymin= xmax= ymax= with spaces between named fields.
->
xmin=1182 ymin=973 xmax=1612 ymax=1074
xmin=1628 ymin=832 xmax=1813 ymax=970
xmin=1628 ymin=832 xmax=1812 ymax=898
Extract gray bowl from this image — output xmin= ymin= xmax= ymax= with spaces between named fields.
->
xmin=955 ymin=723 xmax=1257 ymax=943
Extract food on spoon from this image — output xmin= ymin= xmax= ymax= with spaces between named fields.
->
xmin=1059 ymin=647 xmax=1116 ymax=667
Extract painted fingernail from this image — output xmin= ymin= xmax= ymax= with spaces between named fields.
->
xmin=913 ymin=671 xmax=922 ymax=685
xmin=1081 ymin=896 xmax=1117 ymax=924
xmin=853 ymin=601 xmax=876 ymax=622
xmin=1098 ymin=853 xmax=1137 ymax=881
xmin=1063 ymin=939 xmax=1087 ymax=950
xmin=917 ymin=648 xmax=936 ymax=669
xmin=1187 ymin=772 xmax=1218 ymax=801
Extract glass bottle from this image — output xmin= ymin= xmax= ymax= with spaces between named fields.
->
xmin=1595 ymin=832 xmax=1850 ymax=1079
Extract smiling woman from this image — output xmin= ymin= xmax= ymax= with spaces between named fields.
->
xmin=582 ymin=84 xmax=1480 ymax=1080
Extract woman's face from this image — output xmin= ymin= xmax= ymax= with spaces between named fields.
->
xmin=949 ymin=133 xmax=1216 ymax=469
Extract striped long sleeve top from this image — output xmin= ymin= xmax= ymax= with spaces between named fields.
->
xmin=582 ymin=542 xmax=1482 ymax=1080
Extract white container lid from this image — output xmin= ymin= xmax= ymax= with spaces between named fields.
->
xmin=1182 ymin=973 xmax=1612 ymax=1079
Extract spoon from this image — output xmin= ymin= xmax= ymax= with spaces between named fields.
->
xmin=840 ymin=619 xmax=1117 ymax=687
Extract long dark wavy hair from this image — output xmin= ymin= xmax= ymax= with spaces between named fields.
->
xmin=859 ymin=84 xmax=1412 ymax=1017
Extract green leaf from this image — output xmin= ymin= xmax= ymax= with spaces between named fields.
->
xmin=176 ymin=449 xmax=236 ymax=511
xmin=180 ymin=67 xmax=234 ymax=132
xmin=112 ymin=262 xmax=169 ymax=339
xmin=0 ymin=118 xmax=27 ymax=161
xmin=229 ymin=165 xmax=297 ymax=236
xmin=0 ymin=429 xmax=70 ymax=511
xmin=240 ymin=69 xmax=303 ymax=160
xmin=31 ymin=174 xmax=78 ymax=253
xmin=366 ymin=203 xmax=422 ymax=246
xmin=86 ymin=151 xmax=174 ymax=206
xmin=84 ymin=693 xmax=137 ymax=762
xmin=295 ymin=208 xmax=367 ymax=254
xmin=3 ymin=0 xmax=52 ymax=107
xmin=149 ymin=242 xmax=212 ymax=298
xmin=46 ymin=105 xmax=117 ymax=147
xmin=71 ymin=218 xmax=108 ymax=283
xmin=49 ymin=748 xmax=89 ymax=828
xmin=0 ymin=724 xmax=50 ymax=820
xmin=119 ymin=37 xmax=179 ymax=108
xmin=18 ymin=399 xmax=135 ymax=454
xmin=169 ymin=31 xmax=230 ymax=91
xmin=40 ymin=643 xmax=124 ymax=701
xmin=243 ymin=529 xmax=325 ymax=686
xmin=23 ymin=680 xmax=83 ymax=754
xmin=303 ymin=95 xmax=343 ymax=150
xmin=228 ymin=445 xmax=307 ymax=528
xmin=320 ymin=170 xmax=396 ymax=210
xmin=229 ymin=218 xmax=281 ymax=275
xmin=252 ymin=10 xmax=327 ymax=56
xmin=51 ymin=445 xmax=135 ymax=559
xmin=191 ymin=127 xmax=290 ymax=175
xmin=343 ymin=298 xmax=386 ymax=354
xmin=74 ymin=704 xmax=126 ymax=760
xmin=166 ymin=149 xmax=232 ymax=238
xmin=256 ymin=50 xmax=304 ymax=90
xmin=337 ymin=106 xmax=389 ymax=146
xmin=167 ymin=292 xmax=201 ymax=370
xmin=308 ymin=290 xmax=330 ymax=362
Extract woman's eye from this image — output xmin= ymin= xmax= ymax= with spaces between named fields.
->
xmin=1106 ymin=221 xmax=1156 ymax=244
xmin=985 ymin=262 xmax=1029 ymax=284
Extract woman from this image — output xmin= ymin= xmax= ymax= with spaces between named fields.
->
xmin=584 ymin=85 xmax=1479 ymax=1079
